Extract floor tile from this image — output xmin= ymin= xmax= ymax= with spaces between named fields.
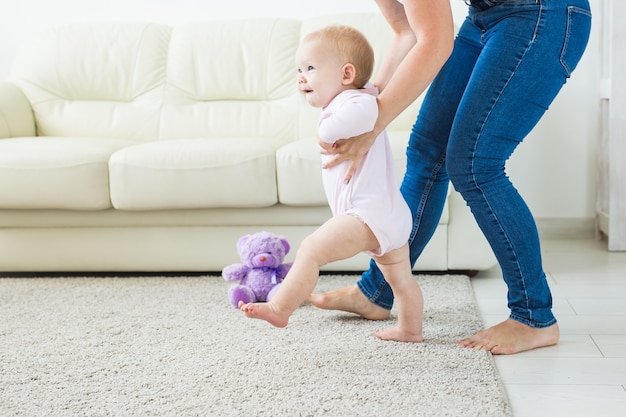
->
xmin=505 ymin=384 xmax=626 ymax=417
xmin=548 ymin=282 xmax=626 ymax=299
xmin=556 ymin=315 xmax=626 ymax=335
xmin=495 ymin=357 xmax=626 ymax=385
xmin=568 ymin=298 xmax=626 ymax=315
xmin=592 ymin=334 xmax=626 ymax=358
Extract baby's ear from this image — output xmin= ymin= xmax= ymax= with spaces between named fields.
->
xmin=341 ymin=63 xmax=357 ymax=85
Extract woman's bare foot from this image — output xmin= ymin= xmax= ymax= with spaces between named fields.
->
xmin=306 ymin=285 xmax=391 ymax=321
xmin=375 ymin=326 xmax=423 ymax=343
xmin=459 ymin=318 xmax=560 ymax=355
xmin=238 ymin=301 xmax=289 ymax=328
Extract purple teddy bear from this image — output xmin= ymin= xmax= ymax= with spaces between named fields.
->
xmin=222 ymin=231 xmax=293 ymax=308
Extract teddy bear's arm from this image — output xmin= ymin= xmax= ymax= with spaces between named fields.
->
xmin=222 ymin=263 xmax=249 ymax=281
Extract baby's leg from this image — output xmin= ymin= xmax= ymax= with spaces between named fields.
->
xmin=239 ymin=214 xmax=379 ymax=327
xmin=373 ymin=244 xmax=424 ymax=343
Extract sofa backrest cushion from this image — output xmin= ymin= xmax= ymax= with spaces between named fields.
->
xmin=10 ymin=22 xmax=170 ymax=140
xmin=159 ymin=19 xmax=301 ymax=143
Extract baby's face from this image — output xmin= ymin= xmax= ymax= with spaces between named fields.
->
xmin=295 ymin=39 xmax=346 ymax=108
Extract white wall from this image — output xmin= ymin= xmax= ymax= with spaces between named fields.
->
xmin=0 ymin=0 xmax=601 ymax=223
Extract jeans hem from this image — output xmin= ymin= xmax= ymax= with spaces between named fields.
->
xmin=509 ymin=314 xmax=558 ymax=329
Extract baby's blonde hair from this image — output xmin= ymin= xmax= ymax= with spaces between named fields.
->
xmin=303 ymin=25 xmax=374 ymax=89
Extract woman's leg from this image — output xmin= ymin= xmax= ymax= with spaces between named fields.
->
xmin=449 ymin=0 xmax=591 ymax=353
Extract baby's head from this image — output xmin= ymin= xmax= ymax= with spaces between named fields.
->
xmin=296 ymin=25 xmax=374 ymax=107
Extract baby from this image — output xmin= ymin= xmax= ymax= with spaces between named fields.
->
xmin=239 ymin=25 xmax=423 ymax=343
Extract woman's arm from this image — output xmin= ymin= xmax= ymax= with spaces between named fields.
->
xmin=324 ymin=0 xmax=454 ymax=181
xmin=373 ymin=0 xmax=418 ymax=93
xmin=374 ymin=0 xmax=454 ymax=133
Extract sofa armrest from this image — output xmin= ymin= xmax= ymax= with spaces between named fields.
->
xmin=0 ymin=82 xmax=36 ymax=139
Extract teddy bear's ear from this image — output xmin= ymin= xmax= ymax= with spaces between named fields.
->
xmin=236 ymin=235 xmax=251 ymax=251
xmin=280 ymin=237 xmax=290 ymax=254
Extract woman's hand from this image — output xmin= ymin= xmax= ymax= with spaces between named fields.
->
xmin=322 ymin=129 xmax=378 ymax=183
xmin=318 ymin=139 xmax=336 ymax=153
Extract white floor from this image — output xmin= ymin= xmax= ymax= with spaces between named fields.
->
xmin=471 ymin=237 xmax=626 ymax=417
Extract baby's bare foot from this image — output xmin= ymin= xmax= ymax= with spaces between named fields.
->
xmin=459 ymin=318 xmax=560 ymax=355
xmin=307 ymin=285 xmax=390 ymax=320
xmin=238 ymin=301 xmax=289 ymax=328
xmin=374 ymin=326 xmax=423 ymax=343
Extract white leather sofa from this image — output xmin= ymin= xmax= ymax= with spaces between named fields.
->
xmin=0 ymin=13 xmax=497 ymax=273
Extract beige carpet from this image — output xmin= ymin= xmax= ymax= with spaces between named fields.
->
xmin=0 ymin=274 xmax=511 ymax=417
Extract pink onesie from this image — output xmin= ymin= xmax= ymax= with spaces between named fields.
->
xmin=318 ymin=85 xmax=411 ymax=256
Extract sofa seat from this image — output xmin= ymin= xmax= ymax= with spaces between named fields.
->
xmin=109 ymin=138 xmax=283 ymax=210
xmin=0 ymin=137 xmax=133 ymax=209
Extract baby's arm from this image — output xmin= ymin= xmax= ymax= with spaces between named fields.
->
xmin=318 ymin=93 xmax=378 ymax=146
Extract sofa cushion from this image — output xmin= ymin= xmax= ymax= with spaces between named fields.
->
xmin=10 ymin=22 xmax=170 ymax=141
xmin=0 ymin=137 xmax=133 ymax=209
xmin=276 ymin=137 xmax=326 ymax=206
xmin=159 ymin=19 xmax=301 ymax=144
xmin=109 ymin=138 xmax=281 ymax=210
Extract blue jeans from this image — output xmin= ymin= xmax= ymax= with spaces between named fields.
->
xmin=357 ymin=0 xmax=591 ymax=328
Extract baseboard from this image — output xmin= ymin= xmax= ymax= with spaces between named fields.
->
xmin=535 ymin=218 xmax=596 ymax=240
